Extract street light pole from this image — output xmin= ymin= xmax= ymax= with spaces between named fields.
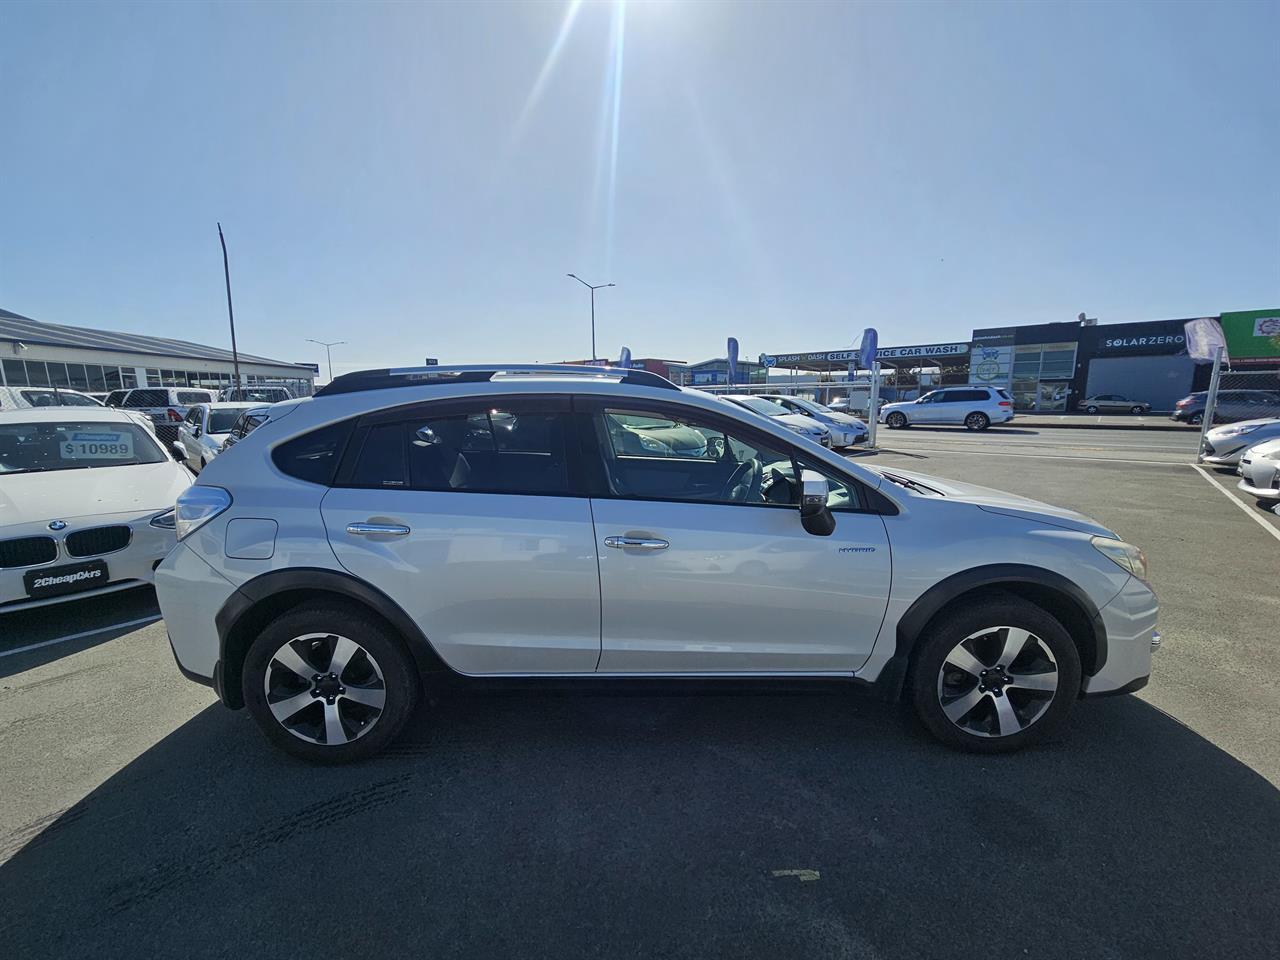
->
xmin=566 ymin=273 xmax=615 ymax=362
xmin=217 ymin=223 xmax=242 ymax=391
xmin=305 ymin=339 xmax=346 ymax=382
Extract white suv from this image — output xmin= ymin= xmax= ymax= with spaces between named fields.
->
xmin=156 ymin=365 xmax=1157 ymax=762
xmin=879 ymin=386 xmax=1015 ymax=431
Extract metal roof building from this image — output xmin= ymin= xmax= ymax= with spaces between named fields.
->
xmin=0 ymin=307 xmax=317 ymax=396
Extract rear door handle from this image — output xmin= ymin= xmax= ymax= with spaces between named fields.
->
xmin=346 ymin=522 xmax=411 ymax=537
xmin=603 ymin=536 xmax=669 ymax=550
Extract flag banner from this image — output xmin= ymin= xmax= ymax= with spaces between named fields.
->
xmin=619 ymin=347 xmax=632 ymax=369
xmin=1184 ymin=318 xmax=1229 ymax=364
xmin=859 ymin=328 xmax=879 ymax=369
xmin=727 ymin=337 xmax=739 ymax=385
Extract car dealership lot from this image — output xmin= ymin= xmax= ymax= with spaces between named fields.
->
xmin=1 ymin=427 xmax=1276 ymax=959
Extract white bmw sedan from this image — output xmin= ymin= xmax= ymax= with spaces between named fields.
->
xmin=0 ymin=408 xmax=192 ymax=612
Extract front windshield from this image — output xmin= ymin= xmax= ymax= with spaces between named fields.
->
xmin=790 ymin=397 xmax=835 ymax=416
xmin=734 ymin=396 xmax=791 ymax=417
xmin=208 ymin=409 xmax=245 ymax=433
xmin=0 ymin=420 xmax=167 ymax=475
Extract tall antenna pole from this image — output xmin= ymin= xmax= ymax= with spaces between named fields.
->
xmin=218 ymin=223 xmax=242 ymax=391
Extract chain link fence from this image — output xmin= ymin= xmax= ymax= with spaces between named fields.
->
xmin=1194 ymin=368 xmax=1280 ymax=426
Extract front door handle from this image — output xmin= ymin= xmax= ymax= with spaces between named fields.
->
xmin=346 ymin=522 xmax=411 ymax=537
xmin=604 ymin=536 xmax=669 ymax=550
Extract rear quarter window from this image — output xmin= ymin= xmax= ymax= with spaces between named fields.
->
xmin=272 ymin=421 xmax=355 ymax=485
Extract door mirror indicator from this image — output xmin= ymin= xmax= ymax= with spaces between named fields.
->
xmin=799 ymin=469 xmax=835 ymax=536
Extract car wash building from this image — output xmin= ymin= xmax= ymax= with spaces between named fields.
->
xmin=758 ymin=341 xmax=971 ymax=401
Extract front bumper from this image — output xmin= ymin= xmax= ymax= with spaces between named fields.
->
xmin=1082 ymin=575 xmax=1159 ymax=696
xmin=0 ymin=514 xmax=175 ymax=612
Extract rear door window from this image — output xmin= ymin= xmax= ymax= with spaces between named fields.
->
xmin=341 ymin=401 xmax=574 ymax=496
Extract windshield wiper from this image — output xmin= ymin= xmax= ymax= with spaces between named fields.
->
xmin=881 ymin=472 xmax=943 ymax=496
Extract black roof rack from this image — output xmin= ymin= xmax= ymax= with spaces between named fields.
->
xmin=313 ymin=364 xmax=680 ymax=398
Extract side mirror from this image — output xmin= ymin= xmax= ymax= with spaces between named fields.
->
xmin=170 ymin=442 xmax=185 ymax=462
xmin=192 ymin=426 xmax=202 ymax=438
xmin=799 ymin=469 xmax=836 ymax=536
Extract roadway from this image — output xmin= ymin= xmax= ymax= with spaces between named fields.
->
xmin=1 ymin=426 xmax=1276 ymax=959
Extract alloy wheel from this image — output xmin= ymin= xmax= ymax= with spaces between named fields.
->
xmin=965 ymin=413 xmax=988 ymax=430
xmin=936 ymin=626 xmax=1059 ymax=738
xmin=263 ymin=632 xmax=387 ymax=745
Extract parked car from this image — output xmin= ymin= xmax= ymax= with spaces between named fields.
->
xmin=175 ymin=402 xmax=259 ymax=472
xmin=0 ymin=407 xmax=190 ymax=613
xmin=1237 ymin=437 xmax=1280 ymax=505
xmin=760 ymin=394 xmax=868 ymax=448
xmin=217 ymin=405 xmax=273 ymax=453
xmin=220 ymin=386 xmax=293 ymax=404
xmin=879 ymin=386 xmax=1014 ymax=431
xmin=0 ymin=386 xmax=104 ymax=410
xmin=1171 ymin=389 xmax=1280 ymax=425
xmin=1079 ymin=395 xmax=1150 ymax=415
xmin=719 ymin=394 xmax=831 ymax=446
xmin=157 ymin=364 xmax=1157 ymax=763
xmin=1200 ymin=418 xmax=1280 ymax=467
xmin=104 ymin=387 xmax=217 ymax=443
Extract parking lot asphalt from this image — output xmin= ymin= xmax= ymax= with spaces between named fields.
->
xmin=1 ymin=426 xmax=1277 ymax=960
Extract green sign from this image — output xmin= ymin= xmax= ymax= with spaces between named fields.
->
xmin=1220 ymin=309 xmax=1280 ymax=361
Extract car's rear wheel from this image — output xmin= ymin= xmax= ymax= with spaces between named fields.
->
xmin=886 ymin=412 xmax=908 ymax=429
xmin=964 ymin=412 xmax=990 ymax=431
xmin=1085 ymin=404 xmax=1099 ymax=414
xmin=242 ymin=603 xmax=419 ymax=763
xmin=909 ymin=595 xmax=1082 ymax=753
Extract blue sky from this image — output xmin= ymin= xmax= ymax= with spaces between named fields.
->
xmin=2 ymin=1 xmax=1276 ymax=377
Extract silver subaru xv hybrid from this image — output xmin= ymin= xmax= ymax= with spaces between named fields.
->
xmin=156 ymin=365 xmax=1159 ymax=763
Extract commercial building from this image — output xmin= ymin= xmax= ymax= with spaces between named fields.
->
xmin=760 ymin=309 xmax=1280 ymax=412
xmin=0 ymin=307 xmax=317 ymax=397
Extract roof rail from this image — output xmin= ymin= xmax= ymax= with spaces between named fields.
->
xmin=313 ymin=363 xmax=680 ymax=397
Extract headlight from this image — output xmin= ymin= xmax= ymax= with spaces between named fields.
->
xmin=1091 ymin=536 xmax=1149 ymax=581
xmin=175 ymin=485 xmax=232 ymax=541
xmin=1216 ymin=423 xmax=1261 ymax=437
xmin=149 ymin=507 xmax=176 ymax=530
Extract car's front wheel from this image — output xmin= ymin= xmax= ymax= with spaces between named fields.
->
xmin=1130 ymin=405 xmax=1145 ymax=415
xmin=964 ymin=412 xmax=990 ymax=431
xmin=886 ymin=412 xmax=908 ymax=429
xmin=909 ymin=595 xmax=1082 ymax=753
xmin=1085 ymin=405 xmax=1099 ymax=414
xmin=242 ymin=603 xmax=420 ymax=763
xmin=1188 ymin=412 xmax=1203 ymax=425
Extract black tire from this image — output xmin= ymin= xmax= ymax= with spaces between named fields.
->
xmin=908 ymin=594 xmax=1082 ymax=754
xmin=242 ymin=602 xmax=420 ymax=763
xmin=1085 ymin=405 xmax=1099 ymax=414
xmin=198 ymin=457 xmax=207 ymax=472
xmin=1188 ymin=412 xmax=1203 ymax=425
xmin=964 ymin=411 xmax=990 ymax=431
xmin=886 ymin=412 xmax=908 ymax=429
xmin=1130 ymin=405 xmax=1144 ymax=415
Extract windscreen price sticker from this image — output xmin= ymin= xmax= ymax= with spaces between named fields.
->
xmin=62 ymin=432 xmax=134 ymax=460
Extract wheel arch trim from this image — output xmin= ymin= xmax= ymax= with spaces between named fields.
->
xmin=213 ymin=567 xmax=452 ymax=708
xmin=866 ymin=563 xmax=1108 ymax=701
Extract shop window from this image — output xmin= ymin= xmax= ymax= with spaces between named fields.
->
xmin=3 ymin=358 xmax=29 ymax=386
xmin=67 ymin=363 xmax=90 ymax=390
xmin=104 ymin=367 xmax=123 ymax=390
xmin=47 ymin=363 xmax=71 ymax=387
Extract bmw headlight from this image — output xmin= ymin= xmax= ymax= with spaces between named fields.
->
xmin=175 ymin=485 xmax=232 ymax=541
xmin=149 ymin=507 xmax=176 ymax=530
xmin=1091 ymin=536 xmax=1149 ymax=581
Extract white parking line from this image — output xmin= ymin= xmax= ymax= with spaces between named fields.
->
xmin=872 ymin=446 xmax=1187 ymax=467
xmin=0 ymin=615 xmax=161 ymax=659
xmin=1191 ymin=464 xmax=1280 ymax=544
